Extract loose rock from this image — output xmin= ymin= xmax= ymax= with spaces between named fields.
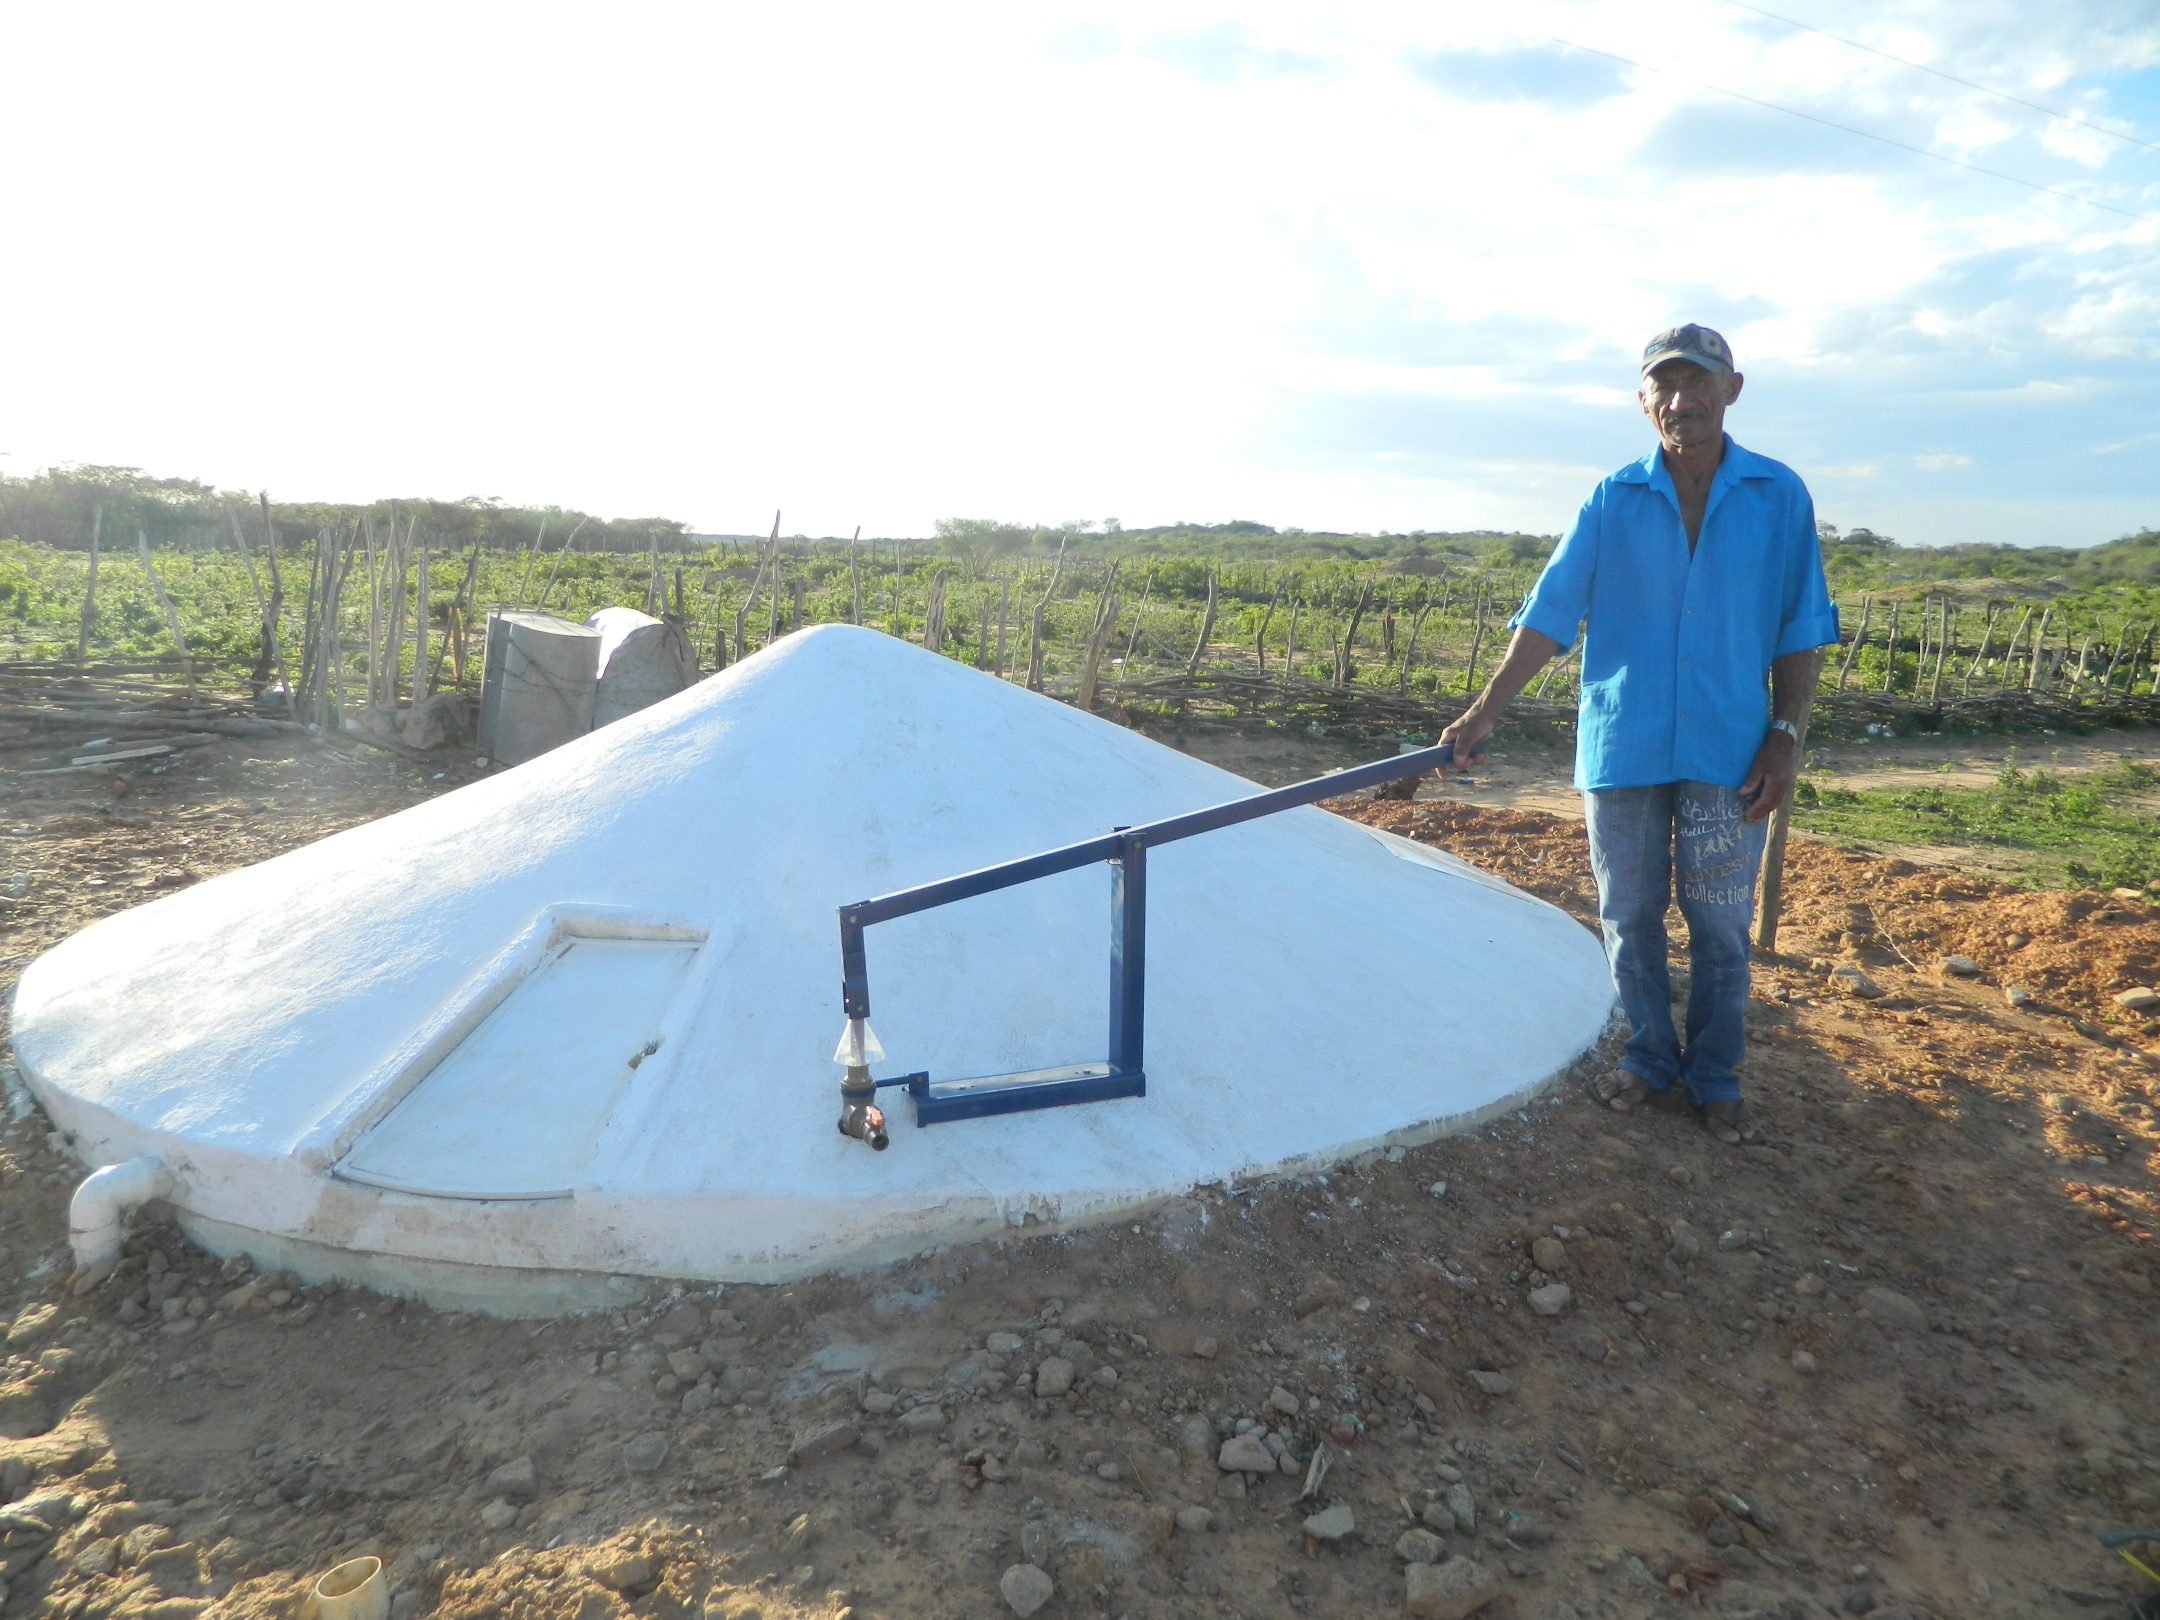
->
xmin=1033 ymin=1358 xmax=1075 ymax=1397
xmin=1191 ymin=1336 xmax=1219 ymax=1359
xmin=1857 ymin=1286 xmax=1927 ymax=1332
xmin=1405 ymin=1555 xmax=1498 ymax=1618
xmin=1443 ymin=1481 xmax=1476 ymax=1533
xmin=1791 ymin=1350 xmax=1818 ymax=1374
xmin=1218 ymin=1434 xmax=1275 ymax=1473
xmin=1527 ymin=1283 xmax=1572 ymax=1316
xmin=622 ymin=1433 xmax=669 ymax=1473
xmin=999 ymin=1562 xmax=1054 ymax=1618
xmin=1505 ymin=1513 xmax=1553 ymax=1546
xmin=1829 ymin=964 xmax=1882 ymax=998
xmin=1467 ymin=1370 xmax=1513 ymax=1396
xmin=790 ymin=1419 xmax=862 ymax=1464
xmin=1267 ymin=1386 xmax=1301 ymax=1416
xmin=476 ymin=1457 xmax=532 ymax=1505
xmin=897 ymin=1405 xmax=948 ymax=1436
xmin=2115 ymin=987 xmax=2160 ymax=1011
xmin=1177 ymin=1416 xmax=1217 ymax=1461
xmin=985 ymin=1331 xmax=1024 ymax=1355
xmin=1529 ymin=1237 xmax=1567 ymax=1272
xmin=1396 ymin=1528 xmax=1446 ymax=1564
xmin=1942 ymin=956 xmax=1984 ymax=977
xmin=1302 ymin=1502 xmax=1355 ymax=1541
xmin=586 ymin=1551 xmax=655 ymax=1593
xmin=478 ymin=1498 xmax=519 ymax=1531
xmin=1175 ymin=1506 xmax=1213 ymax=1535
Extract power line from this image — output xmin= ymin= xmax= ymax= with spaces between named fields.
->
xmin=1542 ymin=32 xmax=2160 ymax=228
xmin=1718 ymin=0 xmax=2160 ymax=156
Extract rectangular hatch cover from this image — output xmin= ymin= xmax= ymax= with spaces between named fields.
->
xmin=337 ymin=936 xmax=697 ymax=1200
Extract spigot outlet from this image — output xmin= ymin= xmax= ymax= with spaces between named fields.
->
xmin=838 ymin=1063 xmax=888 ymax=1151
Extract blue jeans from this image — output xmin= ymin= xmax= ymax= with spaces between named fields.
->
xmin=1583 ymin=782 xmax=1768 ymax=1105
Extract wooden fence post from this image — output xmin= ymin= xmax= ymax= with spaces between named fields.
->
xmin=1961 ymin=602 xmax=2000 ymax=695
xmin=1399 ymin=601 xmax=1432 ymax=695
xmin=75 ymin=503 xmax=102 ymax=674
xmin=1076 ymin=586 xmax=1121 ymax=712
xmin=414 ymin=539 xmax=431 ymax=699
xmin=1186 ymin=572 xmax=1219 ymax=675
xmin=1834 ymin=594 xmax=1870 ymax=689
xmin=1025 ymin=538 xmax=1067 ymax=691
xmin=135 ymin=527 xmax=196 ymax=697
xmin=1460 ymin=590 xmax=1489 ymax=696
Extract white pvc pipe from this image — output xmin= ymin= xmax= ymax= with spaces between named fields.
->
xmin=68 ymin=1157 xmax=173 ymax=1289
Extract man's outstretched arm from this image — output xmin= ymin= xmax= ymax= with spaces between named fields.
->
xmin=1435 ymin=627 xmax=1562 ymax=774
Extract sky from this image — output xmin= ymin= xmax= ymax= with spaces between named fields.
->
xmin=0 ymin=1 xmax=2155 ymax=546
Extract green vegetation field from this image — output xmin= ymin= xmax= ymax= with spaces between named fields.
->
xmin=1 ymin=461 xmax=2156 ymax=728
xmin=1793 ymin=756 xmax=2160 ymax=892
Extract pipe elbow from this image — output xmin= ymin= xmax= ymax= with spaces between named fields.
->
xmin=68 ymin=1157 xmax=174 ymax=1292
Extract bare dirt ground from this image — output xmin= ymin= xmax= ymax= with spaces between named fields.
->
xmin=0 ymin=729 xmax=2154 ymax=1620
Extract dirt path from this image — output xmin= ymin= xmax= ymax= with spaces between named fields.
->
xmin=0 ymin=731 xmax=2152 ymax=1620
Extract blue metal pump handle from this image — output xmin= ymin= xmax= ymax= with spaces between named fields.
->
xmin=833 ymin=736 xmax=1465 ymax=1127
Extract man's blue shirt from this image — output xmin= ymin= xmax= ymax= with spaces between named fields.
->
xmin=1511 ymin=435 xmax=1838 ymax=792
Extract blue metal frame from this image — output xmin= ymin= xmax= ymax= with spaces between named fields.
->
xmin=837 ymin=739 xmax=1461 ymax=1127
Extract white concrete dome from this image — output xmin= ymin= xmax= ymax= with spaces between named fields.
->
xmin=13 ymin=625 xmax=1612 ymax=1313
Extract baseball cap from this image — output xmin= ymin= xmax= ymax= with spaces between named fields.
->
xmin=1640 ymin=323 xmax=1734 ymax=377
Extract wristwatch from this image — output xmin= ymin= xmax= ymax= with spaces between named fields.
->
xmin=1767 ymin=719 xmax=1801 ymax=743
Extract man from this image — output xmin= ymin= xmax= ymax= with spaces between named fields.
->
xmin=1437 ymin=324 xmax=1836 ymax=1146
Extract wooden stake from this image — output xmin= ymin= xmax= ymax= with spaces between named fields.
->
xmin=1334 ymin=580 xmax=1371 ymax=687
xmin=1076 ymin=585 xmax=1121 ymax=712
xmin=1186 ymin=572 xmax=1219 ymax=675
xmin=1834 ymin=595 xmax=1870 ymax=689
xmin=1024 ymin=538 xmax=1067 ymax=691
xmin=532 ymin=515 xmax=590 ymax=612
xmin=512 ymin=516 xmax=548 ymax=609
xmin=734 ymin=514 xmax=780 ymax=657
xmin=1255 ymin=578 xmax=1282 ymax=676
xmin=1961 ymin=602 xmax=2000 ymax=695
xmin=135 ymin=528 xmax=196 ymax=696
xmin=923 ymin=571 xmax=948 ymax=651
xmin=434 ymin=541 xmax=482 ymax=689
xmin=415 ymin=537 xmax=431 ymax=699
xmin=1997 ymin=604 xmax=2033 ymax=692
xmin=257 ymin=494 xmax=293 ymax=717
xmin=75 ymin=503 xmax=102 ymax=674
xmin=1120 ymin=571 xmax=1153 ymax=670
xmin=364 ymin=518 xmax=383 ymax=707
xmin=296 ymin=528 xmax=325 ymax=713
xmin=2026 ymin=605 xmax=2053 ymax=690
xmin=1461 ymin=590 xmax=1489 ymax=695
xmin=1754 ymin=707 xmax=1810 ymax=955
xmin=1398 ymin=599 xmax=1432 ymax=696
